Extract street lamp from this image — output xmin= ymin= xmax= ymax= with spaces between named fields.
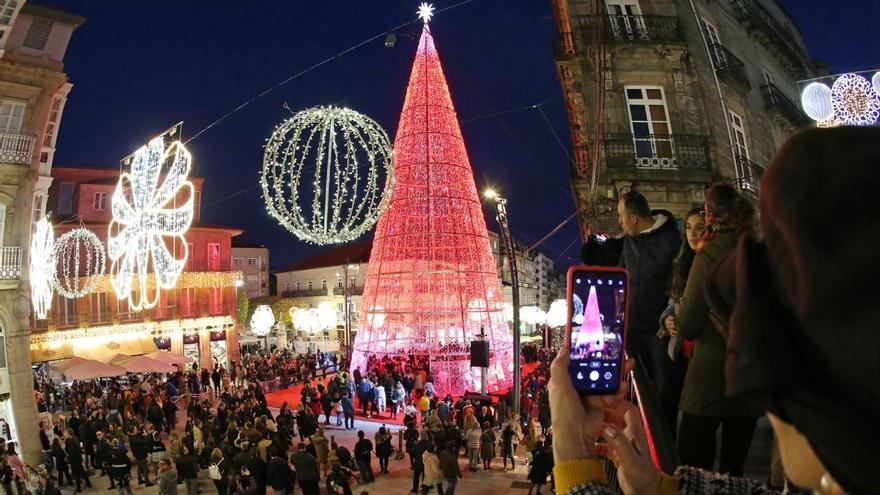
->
xmin=483 ymin=187 xmax=522 ymax=418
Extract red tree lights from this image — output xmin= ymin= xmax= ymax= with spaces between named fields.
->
xmin=350 ymin=24 xmax=514 ymax=396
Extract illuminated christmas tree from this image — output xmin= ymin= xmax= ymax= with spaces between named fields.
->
xmin=350 ymin=13 xmax=513 ymax=395
xmin=573 ymin=286 xmax=605 ymax=354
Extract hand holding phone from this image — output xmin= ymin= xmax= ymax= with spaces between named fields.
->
xmin=565 ymin=265 xmax=629 ymax=395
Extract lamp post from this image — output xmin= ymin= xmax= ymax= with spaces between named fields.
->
xmin=484 ymin=188 xmax=521 ymax=418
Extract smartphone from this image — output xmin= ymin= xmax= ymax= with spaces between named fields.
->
xmin=565 ymin=265 xmax=629 ymax=394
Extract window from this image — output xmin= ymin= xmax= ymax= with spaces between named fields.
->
xmin=247 ymin=258 xmax=257 ymax=266
xmin=58 ymin=294 xmax=76 ymax=326
xmin=350 ymin=276 xmax=356 ymax=288
xmin=247 ymin=275 xmax=258 ymax=282
xmin=154 ymin=291 xmax=167 ymax=319
xmin=729 ymin=111 xmax=749 ymax=159
xmin=606 ymin=0 xmax=645 ymax=39
xmin=0 ymin=101 xmax=25 ymax=133
xmin=307 ymin=281 xmax=313 ymax=291
xmin=93 ymin=192 xmax=108 ymax=211
xmin=193 ymin=190 xmax=201 ymax=221
xmin=0 ymin=1 xmax=18 ymax=26
xmin=295 ymin=282 xmax=300 ymax=290
xmin=42 ymin=95 xmax=62 ymax=147
xmin=31 ymin=191 xmax=45 ymax=226
xmin=336 ymin=278 xmax=343 ymax=289
xmin=322 ymin=280 xmax=327 ymax=290
xmin=57 ymin=182 xmax=75 ymax=215
xmin=624 ymin=87 xmax=673 ymax=167
xmin=22 ymin=16 xmax=53 ymax=50
xmin=284 ymin=282 xmax=291 ymax=291
xmin=700 ymin=18 xmax=726 ymax=69
xmin=209 ymin=287 xmax=222 ymax=314
xmin=232 ymin=257 xmax=243 ymax=266
xmin=90 ymin=292 xmax=108 ymax=323
xmin=0 ymin=324 xmax=6 ymax=369
xmin=181 ymin=288 xmax=195 ymax=317
xmin=207 ymin=243 xmax=220 ymax=270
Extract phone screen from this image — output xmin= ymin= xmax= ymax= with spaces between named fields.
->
xmin=567 ymin=267 xmax=628 ymax=394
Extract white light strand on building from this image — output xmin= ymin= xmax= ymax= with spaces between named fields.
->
xmin=108 ymin=136 xmax=195 ymax=310
xmin=261 ymin=105 xmax=394 ymax=245
xmin=52 ymin=227 xmax=106 ymax=298
xmin=30 ymin=216 xmax=55 ymax=319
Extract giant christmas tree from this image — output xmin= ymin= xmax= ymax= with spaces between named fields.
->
xmin=350 ymin=16 xmax=513 ymax=395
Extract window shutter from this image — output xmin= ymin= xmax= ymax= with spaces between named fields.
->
xmin=23 ymin=17 xmax=53 ymax=50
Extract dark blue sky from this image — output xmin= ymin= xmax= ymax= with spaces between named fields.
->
xmin=45 ymin=0 xmax=874 ymax=271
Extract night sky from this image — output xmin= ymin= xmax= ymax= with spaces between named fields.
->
xmin=44 ymin=0 xmax=874 ymax=272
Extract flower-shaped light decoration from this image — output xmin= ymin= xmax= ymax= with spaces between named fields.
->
xmin=30 ymin=216 xmax=55 ymax=319
xmin=251 ymin=304 xmax=275 ymax=337
xmin=108 ymin=137 xmax=195 ymax=310
xmin=831 ymin=73 xmax=880 ymax=126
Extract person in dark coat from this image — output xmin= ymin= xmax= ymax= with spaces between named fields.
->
xmin=95 ymin=432 xmax=115 ymax=488
xmin=324 ymin=463 xmax=352 ymax=495
xmin=129 ymin=428 xmax=153 ymax=486
xmin=617 ymin=191 xmax=680 ymax=422
xmin=526 ymin=441 xmax=552 ymax=495
xmin=353 ymin=430 xmax=374 ymax=483
xmin=340 ymin=393 xmax=355 ymax=430
xmin=176 ymin=446 xmax=199 ymax=495
xmin=244 ymin=448 xmax=267 ymax=495
xmin=50 ymin=437 xmax=71 ymax=487
xmin=289 ymin=444 xmax=319 ymax=495
xmin=65 ymin=430 xmax=92 ymax=492
xmin=109 ymin=441 xmax=134 ymax=495
xmin=438 ymin=441 xmax=462 ymax=495
xmin=675 ymin=183 xmax=760 ymax=476
xmin=266 ymin=448 xmax=293 ymax=495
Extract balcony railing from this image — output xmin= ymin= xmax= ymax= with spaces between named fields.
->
xmin=708 ymin=43 xmax=750 ymax=87
xmin=729 ymin=0 xmax=808 ymax=70
xmin=575 ymin=15 xmax=685 ymax=43
xmin=332 ymin=285 xmax=364 ymax=296
xmin=604 ymin=133 xmax=711 ymax=170
xmin=553 ymin=31 xmax=576 ymax=59
xmin=0 ymin=133 xmax=35 ymax=165
xmin=0 ymin=247 xmax=21 ymax=279
xmin=761 ymin=83 xmax=809 ymax=126
xmin=281 ymin=289 xmax=327 ymax=298
xmin=735 ymin=155 xmax=765 ymax=194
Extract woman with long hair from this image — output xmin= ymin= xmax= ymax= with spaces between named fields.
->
xmin=656 ymin=205 xmax=705 ymax=437
xmin=675 ymin=184 xmax=758 ymax=475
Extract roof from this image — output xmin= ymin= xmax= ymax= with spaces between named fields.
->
xmin=278 ymin=241 xmax=372 ymax=273
xmin=232 ymin=241 xmax=268 ymax=249
xmin=22 ymin=3 xmax=86 ymax=28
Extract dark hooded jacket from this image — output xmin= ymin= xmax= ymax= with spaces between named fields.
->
xmin=620 ymin=209 xmax=680 ymax=332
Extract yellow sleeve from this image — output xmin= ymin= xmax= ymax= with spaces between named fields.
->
xmin=659 ymin=473 xmax=679 ymax=495
xmin=553 ymin=458 xmax=607 ymax=494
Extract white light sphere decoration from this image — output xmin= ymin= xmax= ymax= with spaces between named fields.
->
xmin=250 ymin=304 xmax=275 ymax=337
xmin=261 ymin=105 xmax=394 ymax=245
xmin=873 ymin=72 xmax=880 ymax=96
xmin=29 ymin=217 xmax=55 ymax=319
xmin=546 ymin=299 xmax=568 ymax=328
xmin=52 ymin=228 xmax=106 ymax=298
xmin=801 ymin=82 xmax=834 ymax=122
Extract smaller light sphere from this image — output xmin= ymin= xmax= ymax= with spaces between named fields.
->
xmin=873 ymin=72 xmax=880 ymax=96
xmin=801 ymin=82 xmax=834 ymax=122
xmin=250 ymin=304 xmax=275 ymax=336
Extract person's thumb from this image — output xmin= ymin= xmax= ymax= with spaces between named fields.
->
xmin=604 ymin=425 xmax=641 ymax=467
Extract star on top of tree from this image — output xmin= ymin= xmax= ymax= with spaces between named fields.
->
xmin=417 ymin=2 xmax=435 ymax=24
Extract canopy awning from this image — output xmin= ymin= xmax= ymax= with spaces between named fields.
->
xmin=71 ymin=333 xmax=159 ymax=362
xmin=108 ymin=354 xmax=175 ymax=374
xmin=146 ymin=351 xmax=192 ymax=366
xmin=63 ymin=360 xmax=126 ymax=380
xmin=31 ymin=341 xmax=74 ymax=363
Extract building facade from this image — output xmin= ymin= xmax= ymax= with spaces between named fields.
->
xmin=0 ymin=0 xmax=83 ymax=465
xmin=274 ymin=242 xmax=370 ymax=347
xmin=232 ymin=241 xmax=269 ymax=298
xmin=30 ymin=166 xmax=243 ymax=377
xmin=552 ymin=0 xmax=816 ymax=233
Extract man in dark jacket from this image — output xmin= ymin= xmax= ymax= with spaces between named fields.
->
xmin=95 ymin=432 xmax=114 ymax=488
xmin=65 ymin=430 xmax=92 ymax=492
xmin=617 ymin=191 xmax=680 ymax=409
xmin=266 ymin=449 xmax=293 ymax=495
xmin=244 ymin=447 xmax=267 ymax=495
xmin=439 ymin=441 xmax=462 ymax=495
xmin=129 ymin=428 xmax=153 ymax=486
xmin=340 ymin=393 xmax=355 ymax=430
xmin=109 ymin=441 xmax=133 ymax=495
xmin=409 ymin=435 xmax=429 ymax=493
xmin=176 ymin=446 xmax=199 ymax=495
xmin=353 ymin=430 xmax=374 ymax=483
xmin=289 ymin=444 xmax=319 ymax=495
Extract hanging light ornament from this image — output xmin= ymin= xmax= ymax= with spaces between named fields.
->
xmin=546 ymin=299 xmax=568 ymax=328
xmin=108 ymin=136 xmax=195 ymax=310
xmin=290 ymin=302 xmax=337 ymax=334
xmin=250 ymin=304 xmax=275 ymax=337
xmin=800 ymin=82 xmax=834 ymax=122
xmin=873 ymin=72 xmax=880 ymax=97
xmin=261 ymin=105 xmax=394 ymax=245
xmin=29 ymin=216 xmax=55 ymax=319
xmin=52 ymin=228 xmax=106 ymax=298
xmin=830 ymin=73 xmax=880 ymax=126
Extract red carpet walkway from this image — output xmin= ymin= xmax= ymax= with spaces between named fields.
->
xmin=263 ymin=362 xmax=540 ymax=426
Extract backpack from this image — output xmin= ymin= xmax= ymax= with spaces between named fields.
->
xmin=208 ymin=460 xmax=222 ymax=480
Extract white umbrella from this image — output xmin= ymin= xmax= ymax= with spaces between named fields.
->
xmin=112 ymin=355 xmax=175 ymax=374
xmin=52 ymin=356 xmax=93 ymax=371
xmin=64 ymin=361 xmax=126 ymax=380
xmin=147 ymin=351 xmax=192 ymax=366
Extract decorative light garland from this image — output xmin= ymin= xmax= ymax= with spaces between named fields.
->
xmin=800 ymin=71 xmax=880 ymax=126
xmin=52 ymin=227 xmax=106 ymax=298
xmin=29 ymin=315 xmax=234 ymax=344
xmin=260 ymin=105 xmax=394 ymax=245
xmin=108 ymin=136 xmax=195 ymax=310
xmin=290 ymin=301 xmax=336 ymax=334
xmin=30 ymin=216 xmax=55 ymax=319
xmin=250 ymin=304 xmax=275 ymax=337
xmin=86 ymin=270 xmax=243 ymax=293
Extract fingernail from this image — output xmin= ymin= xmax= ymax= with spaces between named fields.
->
xmin=603 ymin=426 xmax=617 ymax=439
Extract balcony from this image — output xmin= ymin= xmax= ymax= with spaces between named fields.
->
xmin=735 ymin=155 xmax=765 ymax=194
xmin=576 ymin=15 xmax=685 ymax=43
xmin=604 ymin=133 xmax=711 ymax=170
xmin=761 ymin=83 xmax=809 ymax=127
xmin=333 ymin=285 xmax=364 ymax=296
xmin=729 ymin=0 xmax=808 ymax=73
xmin=708 ymin=43 xmax=750 ymax=88
xmin=281 ymin=288 xmax=327 ymax=298
xmin=0 ymin=133 xmax=35 ymax=165
xmin=0 ymin=247 xmax=21 ymax=280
